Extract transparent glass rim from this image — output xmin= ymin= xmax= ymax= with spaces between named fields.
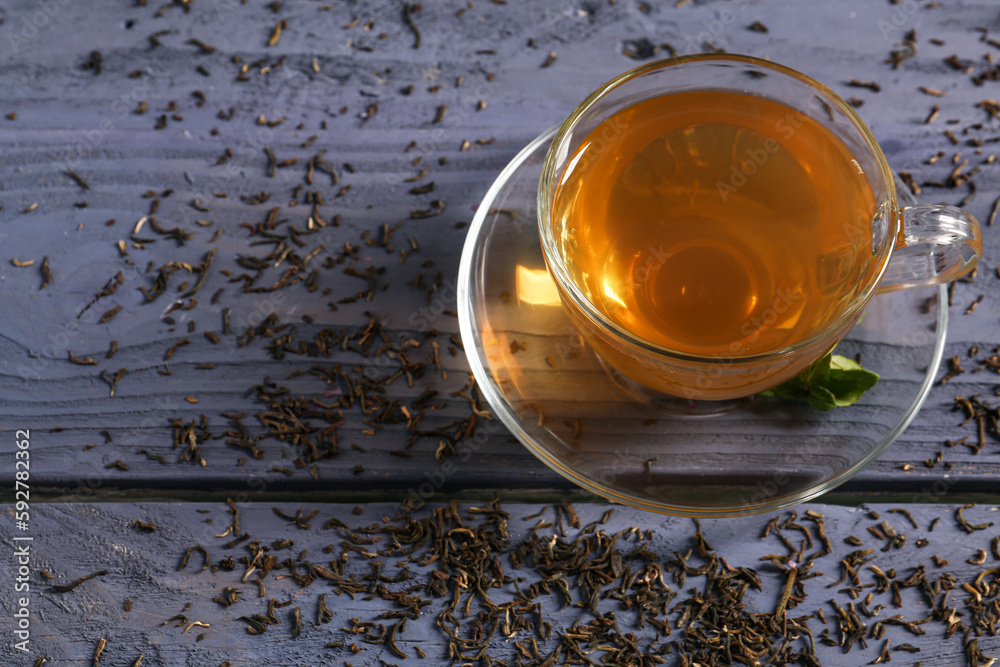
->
xmin=457 ymin=127 xmax=947 ymax=517
xmin=536 ymin=53 xmax=900 ymax=365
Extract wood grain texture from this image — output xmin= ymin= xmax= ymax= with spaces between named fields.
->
xmin=0 ymin=0 xmax=996 ymax=498
xmin=2 ymin=501 xmax=999 ymax=665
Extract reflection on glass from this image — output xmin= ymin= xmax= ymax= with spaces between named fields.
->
xmin=515 ymin=265 xmax=560 ymax=306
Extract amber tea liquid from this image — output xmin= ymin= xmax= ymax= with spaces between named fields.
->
xmin=551 ymin=90 xmax=879 ymax=363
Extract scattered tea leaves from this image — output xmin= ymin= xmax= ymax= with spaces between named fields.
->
xmin=52 ymin=569 xmax=109 ymax=593
xmin=957 ymin=504 xmax=995 ymax=533
xmin=40 ymin=256 xmax=51 ymax=289
xmin=403 ymin=2 xmax=421 ymax=49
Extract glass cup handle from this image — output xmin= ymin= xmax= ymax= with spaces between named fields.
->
xmin=877 ymin=204 xmax=983 ymax=294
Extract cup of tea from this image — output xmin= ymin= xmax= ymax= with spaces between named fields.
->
xmin=537 ymin=54 xmax=982 ymax=402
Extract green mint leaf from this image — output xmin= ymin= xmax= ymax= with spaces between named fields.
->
xmin=770 ymin=376 xmax=809 ymax=400
xmin=807 ymin=385 xmax=838 ymax=411
xmin=803 ymin=352 xmax=832 ymax=387
xmin=830 ymin=355 xmax=863 ymax=372
xmin=825 ymin=355 xmax=879 ymax=406
xmin=760 ymin=353 xmax=879 ymax=409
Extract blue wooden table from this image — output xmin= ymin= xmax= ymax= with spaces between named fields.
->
xmin=0 ymin=0 xmax=998 ymax=664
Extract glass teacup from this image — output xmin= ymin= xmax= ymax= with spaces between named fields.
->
xmin=537 ymin=54 xmax=981 ymax=402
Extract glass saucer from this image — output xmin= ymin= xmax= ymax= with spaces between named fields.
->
xmin=457 ymin=127 xmax=946 ymax=517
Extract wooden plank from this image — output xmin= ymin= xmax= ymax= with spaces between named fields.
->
xmin=0 ymin=0 xmax=997 ymax=497
xmin=2 ymin=501 xmax=999 ymax=664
